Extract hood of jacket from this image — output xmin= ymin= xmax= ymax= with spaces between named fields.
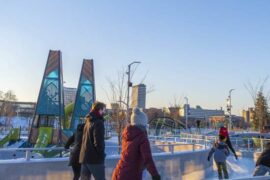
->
xmin=122 ymin=125 xmax=145 ymax=141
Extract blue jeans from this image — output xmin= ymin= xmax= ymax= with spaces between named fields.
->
xmin=253 ymin=165 xmax=270 ymax=176
xmin=81 ymin=163 xmax=105 ymax=180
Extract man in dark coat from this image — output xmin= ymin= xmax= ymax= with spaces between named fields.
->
xmin=79 ymin=102 xmax=106 ymax=180
xmin=253 ymin=142 xmax=270 ymax=176
xmin=65 ymin=123 xmax=85 ymax=180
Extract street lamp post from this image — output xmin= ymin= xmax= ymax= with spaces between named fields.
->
xmin=126 ymin=61 xmax=141 ymax=124
xmin=227 ymin=89 xmax=235 ymax=130
xmin=184 ymin=97 xmax=188 ymax=129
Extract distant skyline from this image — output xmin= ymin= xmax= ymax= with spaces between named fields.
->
xmin=1 ymin=1 xmax=270 ymax=115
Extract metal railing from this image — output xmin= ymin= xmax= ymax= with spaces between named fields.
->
xmin=179 ymin=132 xmax=270 ymax=152
xmin=2 ymin=131 xmax=269 ymax=162
xmin=1 ymin=131 xmax=270 ymax=179
xmin=0 ymin=137 xmax=207 ymax=161
xmin=6 ymin=130 xmax=269 ymax=161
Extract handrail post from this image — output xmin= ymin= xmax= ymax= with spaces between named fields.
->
xmin=26 ymin=150 xmax=31 ymax=161
xmin=170 ymin=144 xmax=174 ymax=154
xmin=60 ymin=149 xmax=63 ymax=157
xmin=204 ymin=136 xmax=207 ymax=149
xmin=260 ymin=138 xmax=263 ymax=152
xmin=247 ymin=138 xmax=250 ymax=152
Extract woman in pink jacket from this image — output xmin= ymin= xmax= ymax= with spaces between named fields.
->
xmin=112 ymin=108 xmax=160 ymax=180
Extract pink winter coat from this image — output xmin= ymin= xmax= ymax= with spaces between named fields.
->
xmin=112 ymin=125 xmax=159 ymax=180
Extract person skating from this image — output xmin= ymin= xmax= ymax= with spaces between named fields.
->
xmin=79 ymin=102 xmax=106 ymax=180
xmin=112 ymin=108 xmax=161 ymax=180
xmin=253 ymin=142 xmax=270 ymax=176
xmin=65 ymin=123 xmax=85 ymax=180
xmin=208 ymin=135 xmax=230 ymax=179
xmin=219 ymin=126 xmax=238 ymax=160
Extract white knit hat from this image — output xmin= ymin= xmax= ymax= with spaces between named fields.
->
xmin=130 ymin=107 xmax=148 ymax=127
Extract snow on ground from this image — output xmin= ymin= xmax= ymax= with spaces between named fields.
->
xmin=10 ymin=117 xmax=30 ymax=129
xmin=0 ymin=148 xmax=26 ymax=160
xmin=0 ymin=117 xmax=30 ymax=129
xmin=7 ymin=140 xmax=26 ymax=148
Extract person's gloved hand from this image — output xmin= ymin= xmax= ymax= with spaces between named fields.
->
xmin=234 ymin=153 xmax=238 ymax=160
xmin=152 ymin=175 xmax=161 ymax=180
xmin=207 ymin=156 xmax=210 ymax=161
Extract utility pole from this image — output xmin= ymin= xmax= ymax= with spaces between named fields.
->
xmin=227 ymin=89 xmax=235 ymax=130
xmin=126 ymin=61 xmax=141 ymax=124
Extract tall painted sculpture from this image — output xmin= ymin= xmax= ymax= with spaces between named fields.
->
xmin=29 ymin=50 xmax=65 ymax=145
xmin=70 ymin=59 xmax=95 ymax=130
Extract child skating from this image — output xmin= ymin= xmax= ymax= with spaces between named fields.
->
xmin=208 ymin=135 xmax=230 ymax=179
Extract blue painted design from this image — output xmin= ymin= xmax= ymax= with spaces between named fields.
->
xmin=70 ymin=61 xmax=95 ymax=130
xmin=36 ymin=69 xmax=61 ymax=115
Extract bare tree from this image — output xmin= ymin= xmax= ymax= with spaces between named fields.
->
xmin=139 ymin=71 xmax=155 ymax=94
xmin=0 ymin=90 xmax=17 ymax=128
xmin=167 ymin=95 xmax=186 ymax=128
xmin=244 ymin=77 xmax=270 ymax=131
xmin=169 ymin=95 xmax=183 ymax=108
xmin=244 ymin=76 xmax=269 ymax=103
xmin=102 ymin=69 xmax=128 ymax=152
xmin=102 ymin=65 xmax=154 ymax=152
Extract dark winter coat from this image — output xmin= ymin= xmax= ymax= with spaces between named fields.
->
xmin=256 ymin=146 xmax=270 ymax=167
xmin=112 ymin=125 xmax=159 ymax=180
xmin=79 ymin=111 xmax=105 ymax=164
xmin=65 ymin=123 xmax=85 ymax=166
xmin=226 ymin=136 xmax=236 ymax=155
xmin=208 ymin=141 xmax=230 ymax=163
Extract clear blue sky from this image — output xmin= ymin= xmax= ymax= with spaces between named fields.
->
xmin=1 ymin=1 xmax=270 ymax=115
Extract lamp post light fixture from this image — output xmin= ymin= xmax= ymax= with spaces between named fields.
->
xmin=227 ymin=89 xmax=235 ymax=130
xmin=126 ymin=61 xmax=141 ymax=124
